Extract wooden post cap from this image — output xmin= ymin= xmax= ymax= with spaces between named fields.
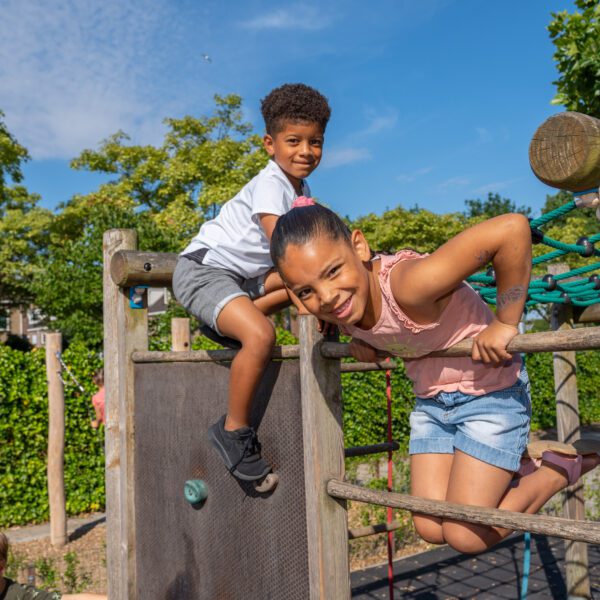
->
xmin=529 ymin=111 xmax=600 ymax=192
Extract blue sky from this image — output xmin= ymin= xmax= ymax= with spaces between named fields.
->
xmin=0 ymin=0 xmax=577 ymax=219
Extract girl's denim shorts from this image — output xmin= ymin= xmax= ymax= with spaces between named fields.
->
xmin=409 ymin=367 xmax=531 ymax=472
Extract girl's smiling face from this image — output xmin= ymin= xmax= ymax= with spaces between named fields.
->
xmin=278 ymin=231 xmax=374 ymax=327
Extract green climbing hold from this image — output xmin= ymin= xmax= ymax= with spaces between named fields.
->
xmin=184 ymin=479 xmax=208 ymax=504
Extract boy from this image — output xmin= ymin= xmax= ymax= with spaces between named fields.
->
xmin=0 ymin=532 xmax=105 ymax=599
xmin=172 ymin=83 xmax=331 ymax=482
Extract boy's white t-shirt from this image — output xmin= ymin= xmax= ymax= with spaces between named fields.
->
xmin=182 ymin=159 xmax=310 ymax=279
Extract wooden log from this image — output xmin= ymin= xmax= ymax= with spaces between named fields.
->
xmin=171 ymin=317 xmax=191 ymax=351
xmin=110 ymin=250 xmax=178 ymax=287
xmin=45 ymin=332 xmax=67 ymax=549
xmin=550 ymin=263 xmax=590 ymax=599
xmin=131 ymin=327 xmax=600 ymax=364
xmin=299 ymin=316 xmax=350 ymax=599
xmin=104 ymin=229 xmax=149 ymax=600
xmin=529 ymin=111 xmax=600 ymax=192
xmin=349 ymin=520 xmax=402 ymax=540
xmin=327 ymin=480 xmax=600 ymax=545
xmin=323 ymin=327 xmax=600 ymax=359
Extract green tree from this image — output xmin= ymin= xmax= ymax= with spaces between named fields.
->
xmin=0 ymin=111 xmax=53 ymax=306
xmin=549 ymin=1 xmax=600 ymax=117
xmin=463 ymin=192 xmax=531 ymax=219
xmin=29 ymin=94 xmax=269 ymax=345
xmin=71 ymin=94 xmax=268 ymax=245
xmin=351 ymin=205 xmax=470 ymax=254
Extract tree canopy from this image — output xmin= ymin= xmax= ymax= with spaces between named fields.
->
xmin=549 ymin=0 xmax=600 ymax=117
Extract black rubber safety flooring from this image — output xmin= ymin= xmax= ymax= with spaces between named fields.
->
xmin=351 ymin=533 xmax=600 ymax=599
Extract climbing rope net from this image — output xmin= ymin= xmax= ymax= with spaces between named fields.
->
xmin=467 ymin=192 xmax=600 ymax=308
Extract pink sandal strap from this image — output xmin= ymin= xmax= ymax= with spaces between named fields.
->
xmin=541 ymin=450 xmax=583 ymax=486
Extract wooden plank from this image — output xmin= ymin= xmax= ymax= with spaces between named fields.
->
xmin=349 ymin=520 xmax=402 ymax=540
xmin=299 ymin=316 xmax=350 ymax=599
xmin=550 ymin=263 xmax=590 ymax=599
xmin=103 ymin=229 xmax=148 ymax=600
xmin=327 ymin=480 xmax=600 ymax=545
xmin=132 ymin=345 xmax=301 ymax=363
xmin=110 ymin=250 xmax=178 ymax=286
xmin=171 ymin=317 xmax=191 ymax=351
xmin=45 ymin=332 xmax=67 ymax=548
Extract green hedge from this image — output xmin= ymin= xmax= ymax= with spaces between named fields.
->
xmin=1 ymin=334 xmax=599 ymax=527
xmin=0 ymin=343 xmax=104 ymax=527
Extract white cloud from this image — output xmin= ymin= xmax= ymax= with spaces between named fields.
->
xmin=472 ymin=179 xmax=521 ymax=195
xmin=359 ymin=108 xmax=398 ymax=136
xmin=397 ymin=166 xmax=432 ymax=183
xmin=239 ymin=6 xmax=332 ymax=31
xmin=476 ymin=127 xmax=492 ymax=143
xmin=0 ymin=0 xmax=191 ymax=159
xmin=322 ymin=147 xmax=371 ymax=168
xmin=436 ymin=177 xmax=470 ymax=191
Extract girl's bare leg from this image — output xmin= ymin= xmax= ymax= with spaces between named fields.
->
xmin=410 ymin=453 xmax=454 ymax=544
xmin=442 ymin=449 xmax=600 ymax=554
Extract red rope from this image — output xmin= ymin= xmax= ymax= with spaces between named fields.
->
xmin=386 ymin=361 xmax=394 ymax=600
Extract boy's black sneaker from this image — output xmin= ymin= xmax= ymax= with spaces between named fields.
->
xmin=200 ymin=324 xmax=241 ymax=350
xmin=208 ymin=415 xmax=271 ymax=481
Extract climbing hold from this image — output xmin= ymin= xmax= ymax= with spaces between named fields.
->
xmin=561 ymin=292 xmax=572 ymax=305
xmin=589 ymin=274 xmax=600 ymax=290
xmin=184 ymin=479 xmax=208 ymax=505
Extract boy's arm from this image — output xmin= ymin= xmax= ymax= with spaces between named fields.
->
xmin=259 ymin=213 xmax=278 ymax=241
xmin=390 ymin=213 xmax=532 ymax=363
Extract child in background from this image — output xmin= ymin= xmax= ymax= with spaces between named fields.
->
xmin=0 ymin=532 xmax=106 ymax=599
xmin=90 ymin=369 xmax=104 ymax=429
xmin=173 ymin=83 xmax=331 ymax=483
xmin=270 ymin=204 xmax=600 ymax=554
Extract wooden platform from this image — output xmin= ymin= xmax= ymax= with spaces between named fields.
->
xmin=351 ymin=533 xmax=600 ymax=599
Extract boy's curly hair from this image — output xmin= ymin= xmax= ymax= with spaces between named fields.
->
xmin=261 ymin=83 xmax=331 ymax=135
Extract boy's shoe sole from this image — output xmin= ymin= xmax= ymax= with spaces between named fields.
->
xmin=208 ymin=422 xmax=271 ymax=482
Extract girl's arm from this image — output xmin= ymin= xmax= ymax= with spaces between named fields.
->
xmin=390 ymin=213 xmax=532 ymax=363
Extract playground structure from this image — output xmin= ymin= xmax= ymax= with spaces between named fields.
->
xmin=101 ymin=112 xmax=600 ymax=600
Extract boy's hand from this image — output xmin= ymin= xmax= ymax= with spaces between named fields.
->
xmin=349 ymin=338 xmax=379 ymax=362
xmin=472 ymin=318 xmax=518 ymax=364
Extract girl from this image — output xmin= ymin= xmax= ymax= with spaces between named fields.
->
xmin=270 ymin=204 xmax=600 ymax=554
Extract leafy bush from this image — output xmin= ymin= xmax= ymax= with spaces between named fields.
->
xmin=0 ymin=343 xmax=103 ymax=527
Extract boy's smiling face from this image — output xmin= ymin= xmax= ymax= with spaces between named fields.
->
xmin=263 ymin=121 xmax=324 ymax=192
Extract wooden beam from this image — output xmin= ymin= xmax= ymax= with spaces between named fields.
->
xmin=110 ymin=250 xmax=178 ymax=287
xmin=103 ymin=229 xmax=149 ymax=600
xmin=574 ymin=303 xmax=600 ymax=324
xmin=299 ymin=316 xmax=350 ymax=600
xmin=327 ymin=479 xmax=600 ymax=545
xmin=45 ymin=332 xmax=67 ymax=548
xmin=349 ymin=520 xmax=402 ymax=540
xmin=550 ymin=263 xmax=590 ymax=599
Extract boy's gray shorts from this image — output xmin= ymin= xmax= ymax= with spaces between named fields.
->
xmin=172 ymin=255 xmax=266 ymax=335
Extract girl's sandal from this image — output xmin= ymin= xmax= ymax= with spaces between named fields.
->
xmin=540 ymin=451 xmax=583 ymax=486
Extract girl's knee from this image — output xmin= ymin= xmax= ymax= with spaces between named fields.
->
xmin=412 ymin=515 xmax=445 ymax=545
xmin=442 ymin=522 xmax=495 ymax=555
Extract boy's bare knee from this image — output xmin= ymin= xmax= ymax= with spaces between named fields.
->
xmin=240 ymin=318 xmax=275 ymax=352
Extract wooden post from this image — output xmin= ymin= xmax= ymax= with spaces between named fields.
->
xmin=298 ymin=315 xmax=350 ymax=599
xmin=45 ymin=332 xmax=67 ymax=548
xmin=171 ymin=317 xmax=191 ymax=351
xmin=103 ymin=229 xmax=148 ymax=600
xmin=549 ymin=264 xmax=590 ymax=599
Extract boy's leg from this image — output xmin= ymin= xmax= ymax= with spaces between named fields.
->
xmin=410 ymin=453 xmax=453 ymax=544
xmin=215 ymin=295 xmax=275 ymax=430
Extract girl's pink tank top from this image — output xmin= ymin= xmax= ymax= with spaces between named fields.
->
xmin=342 ymin=251 xmax=521 ymax=398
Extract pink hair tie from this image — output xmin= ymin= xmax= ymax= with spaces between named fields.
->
xmin=291 ymin=196 xmax=316 ymax=208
